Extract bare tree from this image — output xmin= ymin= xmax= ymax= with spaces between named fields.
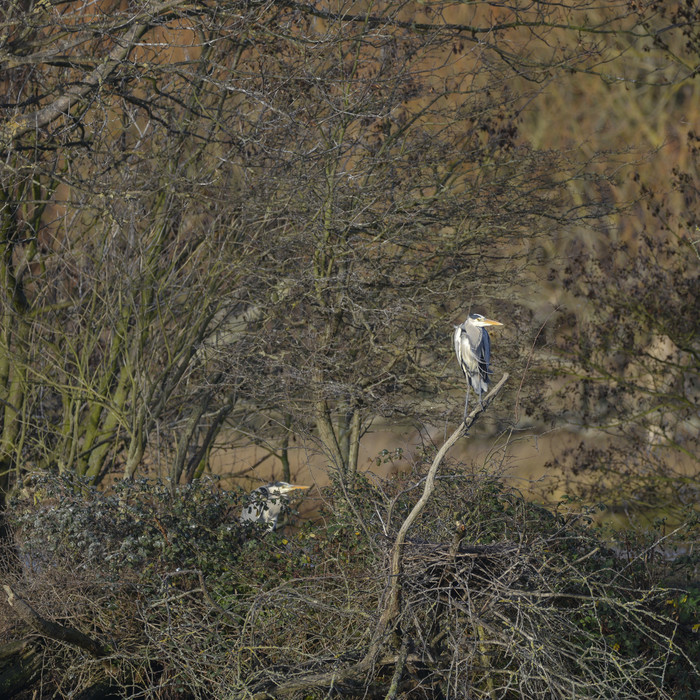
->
xmin=2 ymin=0 xmax=698 ymax=499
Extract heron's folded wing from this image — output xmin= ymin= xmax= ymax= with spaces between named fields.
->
xmin=477 ymin=330 xmax=492 ymax=381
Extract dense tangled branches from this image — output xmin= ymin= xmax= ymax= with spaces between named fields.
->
xmin=2 ymin=470 xmax=698 ymax=698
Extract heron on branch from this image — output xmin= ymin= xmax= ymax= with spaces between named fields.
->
xmin=454 ymin=313 xmax=503 ymax=418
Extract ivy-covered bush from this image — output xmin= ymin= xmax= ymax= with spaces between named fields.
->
xmin=13 ymin=476 xmax=244 ymax=575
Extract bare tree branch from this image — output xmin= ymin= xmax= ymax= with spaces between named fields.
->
xmin=255 ymin=374 xmax=510 ymax=698
xmin=3 ymin=585 xmax=109 ymax=658
xmin=1 ymin=19 xmax=152 ymax=149
xmin=371 ymin=373 xmax=510 ymax=652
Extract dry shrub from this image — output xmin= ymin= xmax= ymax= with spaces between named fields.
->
xmin=1 ymin=469 xmax=698 ymax=698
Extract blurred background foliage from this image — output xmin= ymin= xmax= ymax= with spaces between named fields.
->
xmin=0 ymin=0 xmax=695 ymax=516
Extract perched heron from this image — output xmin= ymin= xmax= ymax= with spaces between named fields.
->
xmin=454 ymin=313 xmax=503 ymax=418
xmin=239 ymin=481 xmax=310 ymax=531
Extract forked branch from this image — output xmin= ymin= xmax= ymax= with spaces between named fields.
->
xmin=369 ymin=372 xmax=510 ymax=653
xmin=252 ymin=372 xmax=510 ymax=697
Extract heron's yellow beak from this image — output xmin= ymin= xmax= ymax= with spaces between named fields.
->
xmin=482 ymin=318 xmax=503 ymax=327
xmin=288 ymin=484 xmax=311 ymax=492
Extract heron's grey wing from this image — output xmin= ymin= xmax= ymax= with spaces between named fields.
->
xmin=477 ymin=329 xmax=492 ymax=382
xmin=240 ymin=502 xmax=260 ymax=523
xmin=463 ymin=323 xmax=482 ymax=362
xmin=240 ymin=486 xmax=268 ymax=523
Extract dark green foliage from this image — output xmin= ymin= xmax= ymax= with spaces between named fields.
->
xmin=12 ymin=475 xmax=245 ymax=578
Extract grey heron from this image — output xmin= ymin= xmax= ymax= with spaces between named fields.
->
xmin=454 ymin=313 xmax=503 ymax=418
xmin=239 ymin=481 xmax=310 ymax=531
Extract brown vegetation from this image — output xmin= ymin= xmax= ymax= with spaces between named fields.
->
xmin=0 ymin=0 xmax=698 ymax=696
xmin=1 ymin=384 xmax=697 ymax=697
